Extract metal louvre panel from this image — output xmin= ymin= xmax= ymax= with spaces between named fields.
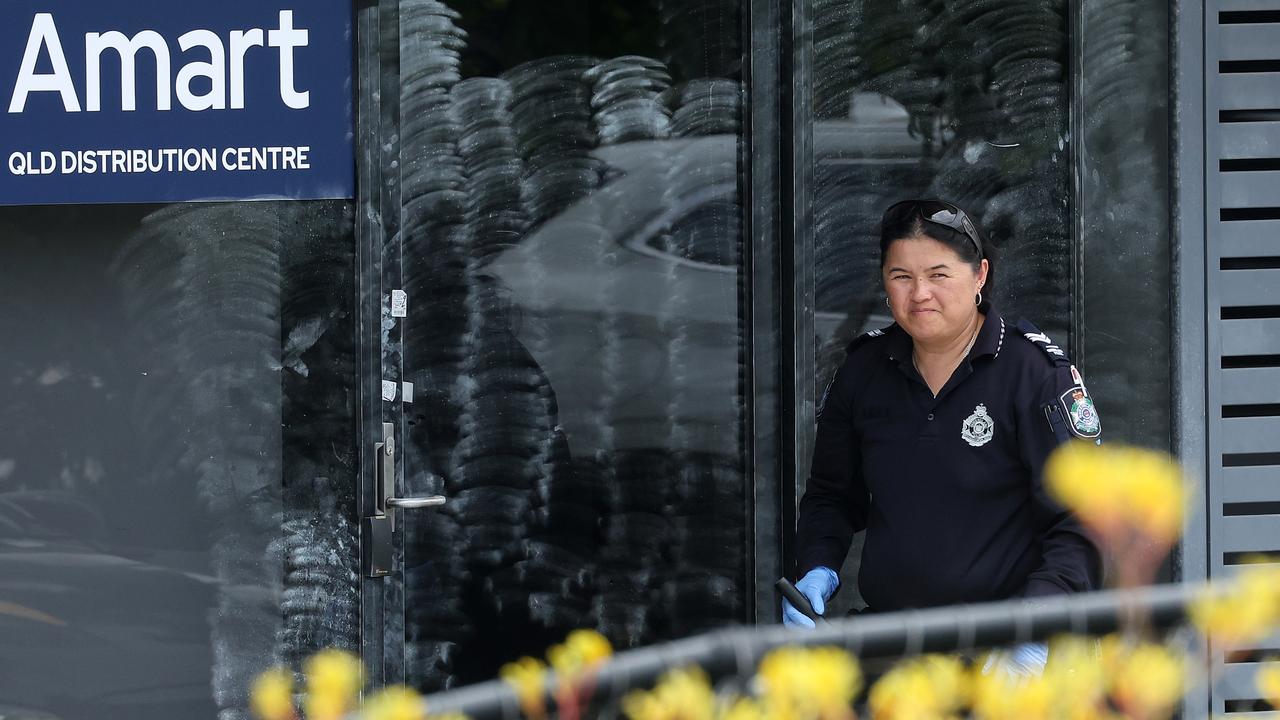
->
xmin=1220 ymin=0 xmax=1280 ymax=10
xmin=1221 ymin=514 xmax=1280 ymax=552
xmin=1221 ymin=318 xmax=1280 ymax=355
xmin=1220 ymin=465 xmax=1280 ymax=503
xmin=1221 ymin=662 xmax=1280 ymax=700
xmin=1220 ymin=269 xmax=1280 ymax=306
xmin=1220 ymin=560 xmax=1280 ymax=580
xmin=1222 ymin=368 xmax=1280 ymax=404
xmin=1217 ymin=74 xmax=1280 ymax=110
xmin=1217 ymin=23 xmax=1280 ymax=60
xmin=1222 ymin=122 xmax=1280 ymax=160
xmin=1221 ymin=417 xmax=1280 ymax=454
xmin=1206 ymin=4 xmax=1280 ymax=714
xmin=1220 ymin=171 xmax=1280 ymax=207
xmin=1218 ymin=218 xmax=1280 ymax=257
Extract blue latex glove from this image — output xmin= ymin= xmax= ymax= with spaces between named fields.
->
xmin=781 ymin=567 xmax=839 ymax=628
xmin=982 ymin=642 xmax=1049 ymax=677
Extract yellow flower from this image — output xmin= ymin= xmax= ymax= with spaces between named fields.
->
xmin=1045 ymin=443 xmax=1186 ymax=543
xmin=303 ymin=649 xmax=363 ymax=720
xmin=868 ymin=654 xmax=967 ymax=719
xmin=1257 ymin=661 xmax=1280 ymax=708
xmin=362 ymin=686 xmax=425 ymax=720
xmin=1123 ymin=462 xmax=1184 ymax=542
xmin=500 ymin=656 xmax=548 ymax=718
xmin=1045 ymin=443 xmax=1120 ymax=528
xmin=1191 ymin=564 xmax=1280 ymax=647
xmin=719 ymin=698 xmax=766 ymax=720
xmin=250 ymin=667 xmax=295 ymax=720
xmin=1043 ymin=635 xmax=1107 ymax=718
xmin=622 ymin=666 xmax=716 ymax=720
xmin=547 ymin=629 xmax=614 ymax=680
xmin=757 ymin=646 xmax=861 ymax=719
xmin=971 ymin=663 xmax=1053 ymax=720
xmin=1109 ymin=642 xmax=1184 ymax=719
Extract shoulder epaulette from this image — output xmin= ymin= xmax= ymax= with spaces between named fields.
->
xmin=1014 ymin=319 xmax=1071 ymax=367
xmin=845 ymin=325 xmax=891 ymax=354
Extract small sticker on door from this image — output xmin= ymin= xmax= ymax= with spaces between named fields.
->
xmin=391 ymin=290 xmax=408 ymax=318
xmin=381 ymin=380 xmax=397 ymax=401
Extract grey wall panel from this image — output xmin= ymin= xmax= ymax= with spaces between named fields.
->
xmin=1217 ymin=23 xmax=1280 ymax=60
xmin=1222 ymin=368 xmax=1280 ymax=404
xmin=1220 ymin=269 xmax=1280 ymax=306
xmin=1222 ymin=124 xmax=1280 ymax=160
xmin=1221 ymin=466 xmax=1280 ymax=503
xmin=1221 ymin=318 xmax=1280 ymax=355
xmin=1217 ymin=73 xmax=1280 ymax=109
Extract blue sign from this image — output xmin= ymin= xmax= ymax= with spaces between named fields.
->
xmin=0 ymin=1 xmax=354 ymax=205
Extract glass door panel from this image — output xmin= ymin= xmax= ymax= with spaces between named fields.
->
xmin=0 ymin=201 xmax=360 ymax=719
xmin=392 ymin=0 xmax=750 ymax=691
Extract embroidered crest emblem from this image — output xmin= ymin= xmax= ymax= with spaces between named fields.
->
xmin=1060 ymin=386 xmax=1101 ymax=438
xmin=961 ymin=404 xmax=995 ymax=447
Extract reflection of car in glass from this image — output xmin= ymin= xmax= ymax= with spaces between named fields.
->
xmin=485 ymin=93 xmax=923 ymax=454
xmin=0 ymin=492 xmax=219 ymax=719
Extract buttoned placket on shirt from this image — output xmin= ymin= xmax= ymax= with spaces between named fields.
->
xmin=881 ymin=307 xmax=1007 ymax=440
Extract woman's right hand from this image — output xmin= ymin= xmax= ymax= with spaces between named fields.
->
xmin=781 ymin=567 xmax=839 ymax=628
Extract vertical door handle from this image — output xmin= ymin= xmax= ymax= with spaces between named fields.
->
xmin=375 ymin=423 xmax=446 ymax=531
xmin=363 ymin=422 xmax=445 ymax=578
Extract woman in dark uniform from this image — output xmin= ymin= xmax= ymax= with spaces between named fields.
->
xmin=783 ymin=200 xmax=1102 ymax=650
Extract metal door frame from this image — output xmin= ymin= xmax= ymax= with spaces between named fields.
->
xmin=355 ymin=0 xmax=408 ymax=689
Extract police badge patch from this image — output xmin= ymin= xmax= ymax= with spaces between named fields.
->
xmin=1060 ymin=386 xmax=1101 ymax=438
xmin=961 ymin=404 xmax=995 ymax=447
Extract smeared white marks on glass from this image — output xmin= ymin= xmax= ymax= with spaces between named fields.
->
xmin=84 ymin=457 xmax=105 ymax=484
xmin=38 ymin=365 xmax=70 ymax=385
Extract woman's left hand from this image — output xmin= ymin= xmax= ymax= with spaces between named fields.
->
xmin=982 ymin=642 xmax=1049 ymax=677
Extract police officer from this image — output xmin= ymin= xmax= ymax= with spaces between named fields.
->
xmin=784 ymin=199 xmax=1103 ymax=638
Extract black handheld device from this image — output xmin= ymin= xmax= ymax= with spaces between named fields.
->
xmin=775 ymin=577 xmax=830 ymax=626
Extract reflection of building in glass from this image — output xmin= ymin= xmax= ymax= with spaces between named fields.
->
xmin=396 ymin=1 xmax=750 ymax=686
xmin=3 ymin=0 xmax=1256 ymax=713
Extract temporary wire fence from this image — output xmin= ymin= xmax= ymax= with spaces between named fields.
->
xmin=418 ymin=583 xmax=1200 ymax=719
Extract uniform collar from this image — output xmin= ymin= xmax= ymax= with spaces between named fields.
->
xmin=882 ymin=301 xmax=1006 ymax=364
xmin=970 ymin=301 xmax=1006 ymax=360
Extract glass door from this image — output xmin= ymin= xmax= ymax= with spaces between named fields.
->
xmin=0 ymin=200 xmax=362 ymax=719
xmin=378 ymin=0 xmax=755 ymax=692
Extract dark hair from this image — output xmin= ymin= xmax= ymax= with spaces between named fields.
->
xmin=878 ymin=200 xmax=995 ymax=292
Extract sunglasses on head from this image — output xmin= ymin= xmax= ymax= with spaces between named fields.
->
xmin=885 ymin=199 xmax=984 ymax=258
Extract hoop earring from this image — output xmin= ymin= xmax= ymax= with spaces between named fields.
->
xmin=885 ymin=297 xmax=891 ymax=308
xmin=975 ymin=292 xmax=983 ymax=306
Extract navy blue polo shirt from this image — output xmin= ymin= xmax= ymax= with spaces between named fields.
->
xmin=796 ymin=305 xmax=1103 ymax=611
